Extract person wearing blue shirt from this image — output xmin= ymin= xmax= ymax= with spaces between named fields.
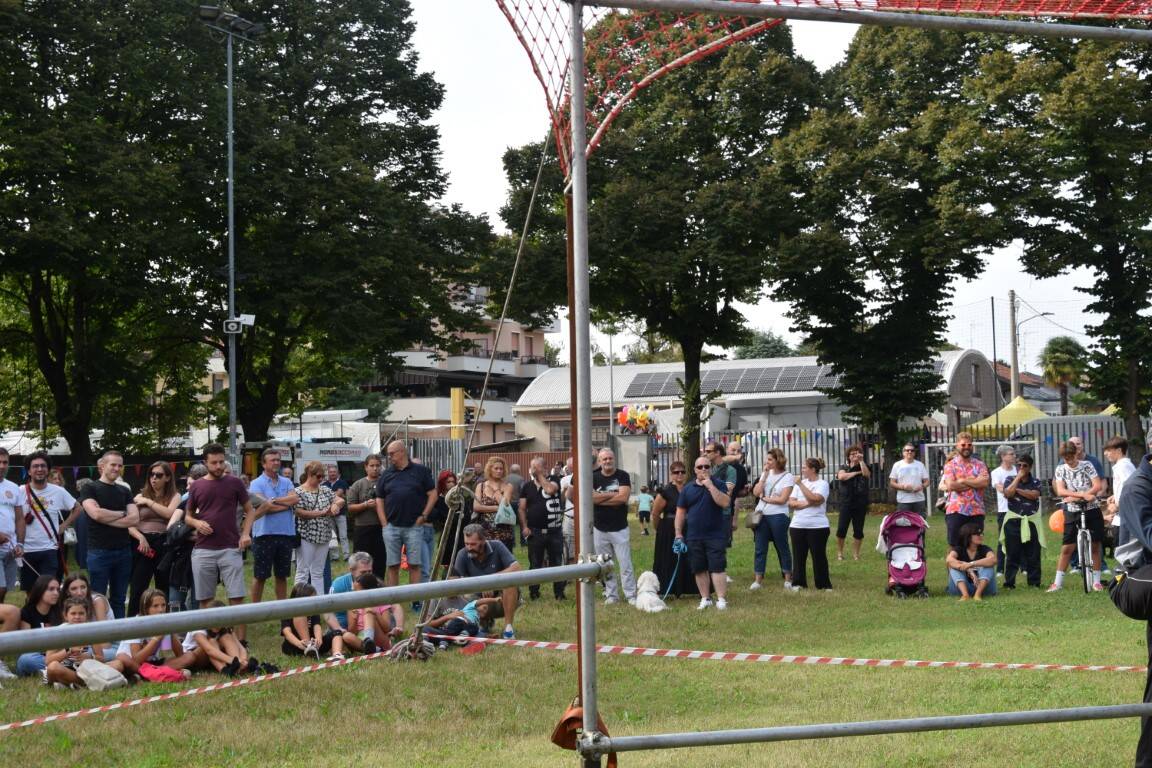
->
xmin=674 ymin=457 xmax=734 ymax=611
xmin=375 ymin=441 xmax=436 ymax=588
xmin=248 ymin=448 xmax=299 ymax=604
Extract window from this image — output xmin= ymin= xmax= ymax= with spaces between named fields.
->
xmin=971 ymin=363 xmax=982 ymax=398
xmin=549 ymin=420 xmax=609 ymax=451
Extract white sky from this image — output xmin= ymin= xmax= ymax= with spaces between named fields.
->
xmin=410 ymin=1 xmax=1097 ymax=371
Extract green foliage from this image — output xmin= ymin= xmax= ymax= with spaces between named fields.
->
xmin=1039 ymin=336 xmax=1088 ymax=416
xmin=768 ymin=28 xmax=1005 ymax=461
xmin=732 ymin=330 xmax=797 ymax=360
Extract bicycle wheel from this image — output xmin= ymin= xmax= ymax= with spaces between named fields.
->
xmin=1078 ymin=529 xmax=1094 ymax=593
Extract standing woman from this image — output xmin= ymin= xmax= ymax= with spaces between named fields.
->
xmin=128 ymin=461 xmax=180 ymax=616
xmin=294 ymin=461 xmax=344 ymax=594
xmin=651 ymin=462 xmax=695 ymax=598
xmin=474 ymin=456 xmax=516 ymax=551
xmin=750 ymin=448 xmax=795 ymax=591
xmin=835 ymin=445 xmax=871 ymax=561
xmin=788 ymin=457 xmax=833 ymax=591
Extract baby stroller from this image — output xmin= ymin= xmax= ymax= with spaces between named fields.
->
xmin=880 ymin=510 xmax=929 ymax=598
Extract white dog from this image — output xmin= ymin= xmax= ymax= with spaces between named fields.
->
xmin=633 ymin=571 xmax=668 ymax=613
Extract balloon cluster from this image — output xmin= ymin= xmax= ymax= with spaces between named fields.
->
xmin=617 ymin=404 xmax=656 ymax=435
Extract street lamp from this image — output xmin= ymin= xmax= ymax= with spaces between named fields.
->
xmin=1007 ymin=287 xmax=1053 ymax=400
xmin=198 ymin=6 xmax=265 ymax=462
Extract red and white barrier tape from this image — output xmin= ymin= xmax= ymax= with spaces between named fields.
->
xmin=0 ymin=651 xmax=387 ymax=734
xmin=426 ymin=634 xmax=1148 ymax=674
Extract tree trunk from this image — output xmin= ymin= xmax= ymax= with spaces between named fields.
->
xmin=1125 ymin=358 xmax=1146 ymax=458
xmin=680 ymin=342 xmax=704 ymax=459
xmin=878 ymin=417 xmax=900 ymax=503
xmin=1059 ymin=384 xmax=1068 ymax=416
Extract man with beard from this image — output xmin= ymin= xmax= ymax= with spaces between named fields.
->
xmin=941 ymin=432 xmax=990 ymax=548
xmin=18 ymin=451 xmax=83 ymax=585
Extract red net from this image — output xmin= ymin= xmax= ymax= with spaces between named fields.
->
xmin=802 ymin=0 xmax=1152 ymax=18
xmin=495 ymin=1 xmax=782 ymax=175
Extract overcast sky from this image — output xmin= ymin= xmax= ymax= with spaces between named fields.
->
xmin=410 ymin=1 xmax=1097 ymax=371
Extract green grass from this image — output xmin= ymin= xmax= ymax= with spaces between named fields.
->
xmin=1 ymin=515 xmax=1146 ymax=767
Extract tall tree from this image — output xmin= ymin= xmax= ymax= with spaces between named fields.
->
xmin=768 ymin=28 xmax=1004 ymax=462
xmin=493 ymin=27 xmax=820 ymax=451
xmin=1039 ymin=336 xmax=1087 ymax=416
xmin=950 ymin=39 xmax=1152 ymax=449
xmin=733 ymin=330 xmax=796 ymax=360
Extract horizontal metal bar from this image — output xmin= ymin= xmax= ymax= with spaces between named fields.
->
xmin=588 ymin=702 xmax=1152 ymax=755
xmin=590 ymin=0 xmax=1152 ymax=42
xmin=0 ymin=562 xmax=608 ymax=656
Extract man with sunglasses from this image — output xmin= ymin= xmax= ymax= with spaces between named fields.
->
xmin=1001 ymin=454 xmax=1043 ymax=588
xmin=888 ymin=444 xmax=929 ymax=516
xmin=675 ymin=455 xmax=734 ymax=610
xmin=18 ymin=451 xmax=82 ymax=586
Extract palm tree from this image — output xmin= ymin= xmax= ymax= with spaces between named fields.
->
xmin=1039 ymin=336 xmax=1088 ymax=415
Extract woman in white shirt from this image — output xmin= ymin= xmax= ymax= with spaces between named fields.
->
xmin=749 ymin=448 xmax=795 ymax=591
xmin=788 ymin=457 xmax=832 ymax=591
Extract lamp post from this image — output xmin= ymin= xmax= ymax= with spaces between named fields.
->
xmin=198 ymin=6 xmax=265 ymax=462
xmin=1007 ymin=289 xmax=1053 ymax=400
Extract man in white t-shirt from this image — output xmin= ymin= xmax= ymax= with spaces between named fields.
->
xmin=18 ymin=451 xmax=83 ymax=587
xmin=0 ymin=448 xmax=27 ymax=603
xmin=888 ymin=444 xmax=930 ymax=516
xmin=989 ymin=445 xmax=1018 ymax=574
xmin=1104 ymin=436 xmax=1136 ymax=539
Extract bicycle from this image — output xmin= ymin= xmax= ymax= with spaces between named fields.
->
xmin=1063 ymin=502 xmax=1096 ymax=594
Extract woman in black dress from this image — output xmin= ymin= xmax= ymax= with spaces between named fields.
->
xmin=652 ymin=461 xmax=695 ymax=598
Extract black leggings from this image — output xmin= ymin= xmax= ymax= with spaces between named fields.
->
xmin=789 ymin=527 xmax=832 ymax=590
xmin=127 ymin=532 xmax=170 ymax=617
xmin=836 ymin=498 xmax=869 ymax=540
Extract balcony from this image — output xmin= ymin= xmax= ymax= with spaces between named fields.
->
xmin=388 ymin=396 xmax=516 ymax=424
xmin=400 ymin=348 xmax=549 ymax=379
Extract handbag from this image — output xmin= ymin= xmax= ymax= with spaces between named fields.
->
xmin=494 ymin=499 xmax=517 ymax=527
xmin=1110 ymin=564 xmax=1152 ymax=621
xmin=745 ymin=475 xmax=783 ymax=529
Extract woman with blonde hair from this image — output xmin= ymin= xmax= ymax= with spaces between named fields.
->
xmin=128 ymin=461 xmax=181 ymax=616
xmin=294 ymin=460 xmax=344 ymax=593
xmin=473 ymin=456 xmax=516 ymax=551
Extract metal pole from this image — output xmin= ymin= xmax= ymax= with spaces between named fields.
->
xmin=1009 ymin=289 xmax=1021 ymax=400
xmin=589 ymin=0 xmax=1152 ymax=41
xmin=990 ymin=296 xmax=999 ymax=432
xmin=0 ymin=562 xmax=608 ymax=656
xmin=226 ymin=30 xmax=240 ymax=462
xmin=588 ymin=703 xmax=1152 ymax=755
xmin=608 ymin=332 xmax=615 ymax=436
xmin=570 ymin=3 xmax=604 ymax=765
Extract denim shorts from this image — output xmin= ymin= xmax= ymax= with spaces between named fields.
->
xmin=383 ymin=525 xmax=424 ymax=567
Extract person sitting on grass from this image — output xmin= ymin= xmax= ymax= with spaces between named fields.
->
xmin=945 ymin=523 xmax=998 ymax=601
xmin=340 ymin=572 xmax=404 ymax=654
xmin=44 ymin=597 xmax=137 ymax=688
xmin=423 ymin=596 xmax=500 ymax=649
xmin=281 ymin=582 xmax=346 ymax=662
xmin=180 ymin=601 xmax=266 ymax=677
xmin=16 ymin=574 xmax=62 ymax=677
xmin=62 ymin=572 xmax=113 ymax=623
xmin=114 ymin=589 xmax=194 ymax=679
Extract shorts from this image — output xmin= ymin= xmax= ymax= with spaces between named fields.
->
xmin=1062 ymin=506 xmax=1106 ymax=547
xmin=252 ymin=535 xmax=295 ymax=580
xmin=191 ymin=548 xmax=246 ymax=602
xmin=383 ymin=525 xmax=423 ymax=568
xmin=638 ymin=510 xmax=651 ymax=523
xmin=688 ymin=539 xmax=727 ymax=574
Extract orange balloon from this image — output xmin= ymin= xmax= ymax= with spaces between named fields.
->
xmin=1048 ymin=509 xmax=1065 ymax=533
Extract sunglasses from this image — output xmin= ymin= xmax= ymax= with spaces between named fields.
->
xmin=670 ymin=469 xmax=686 ymax=474
xmin=150 ymin=472 xmax=168 ymax=479
xmin=694 ymin=464 xmax=710 ymax=470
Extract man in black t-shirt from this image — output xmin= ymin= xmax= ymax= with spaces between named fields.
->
xmin=518 ymin=457 xmax=565 ymax=600
xmin=586 ymin=448 xmax=636 ymax=605
xmin=78 ymin=450 xmax=140 ymax=619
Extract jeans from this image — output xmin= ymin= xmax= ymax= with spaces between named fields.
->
xmin=593 ymin=527 xmax=636 ymax=601
xmin=753 ymin=514 xmax=792 ymax=577
xmin=87 ymin=546 xmax=133 ymax=618
xmin=526 ymin=527 xmax=566 ymax=598
xmin=420 ymin=525 xmax=435 ymax=583
xmin=947 ymin=566 xmax=998 ymax=596
xmin=789 ymin=527 xmax=832 ymax=589
xmin=16 ymin=652 xmax=46 ymax=677
xmin=74 ymin=513 xmax=88 ymax=570
xmin=334 ymin=514 xmax=350 ymax=559
xmin=21 ymin=549 xmax=62 ymax=586
xmin=167 ymin=585 xmax=197 ymax=612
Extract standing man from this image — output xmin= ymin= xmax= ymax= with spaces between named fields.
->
xmin=77 ymin=450 xmax=139 ymax=618
xmin=375 ymin=441 xmax=436 ymax=588
xmin=1115 ymin=445 xmax=1152 ymax=767
xmin=518 ymin=457 xmax=565 ymax=600
xmin=19 ymin=451 xmax=83 ymax=585
xmin=675 ymin=453 xmax=734 ymax=610
xmin=835 ymin=445 xmax=872 ymax=562
xmin=588 ymin=448 xmax=636 ymax=605
xmin=347 ymin=454 xmax=387 ymax=578
xmin=721 ymin=442 xmax=750 ymax=549
xmin=559 ymin=457 xmax=576 ymax=565
xmin=990 ymin=444 xmax=1018 ymax=573
xmin=184 ymin=444 xmax=256 ymax=640
xmin=889 ymin=443 xmax=930 ymax=516
xmin=1105 ymin=436 xmax=1137 ymax=544
xmin=0 ymin=448 xmax=26 ymax=603
xmin=247 ymin=448 xmax=299 ymax=604
xmin=322 ymin=465 xmax=350 ymax=560
xmin=451 ymin=524 xmax=521 ymax=639
xmin=1001 ymin=454 xmax=1044 ymax=589
xmin=942 ymin=432 xmax=990 ymax=547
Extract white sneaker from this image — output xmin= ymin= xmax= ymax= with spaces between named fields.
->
xmin=783 ymin=581 xmax=793 ymax=590
xmin=697 ymin=598 xmax=713 ymax=610
xmin=725 ymin=575 xmax=733 ymax=583
xmin=716 ymin=598 xmax=728 ymax=610
xmin=604 ymin=597 xmax=620 ymax=606
xmin=0 ymin=659 xmax=16 ymax=680
xmin=748 ymin=582 xmax=762 ymax=591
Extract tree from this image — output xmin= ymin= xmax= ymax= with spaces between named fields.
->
xmin=733 ymin=330 xmax=796 ymax=360
xmin=950 ymin=38 xmax=1152 ymax=450
xmin=1039 ymin=336 xmax=1088 ymax=416
xmin=493 ymin=27 xmax=820 ymax=451
xmin=768 ymin=28 xmax=1004 ymax=464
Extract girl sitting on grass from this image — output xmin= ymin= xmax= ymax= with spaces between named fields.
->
xmin=44 ymin=597 xmax=137 ymax=688
xmin=180 ymin=601 xmax=268 ymax=677
xmin=114 ymin=589 xmax=194 ymax=679
xmin=281 ymin=583 xmax=346 ymax=662
xmin=339 ymin=572 xmax=404 ymax=655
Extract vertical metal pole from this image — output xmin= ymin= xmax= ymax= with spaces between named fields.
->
xmin=1008 ymin=289 xmax=1020 ymax=400
xmin=608 ymin=333 xmax=615 ymax=437
xmin=569 ymin=3 xmax=602 ymax=765
xmin=990 ymin=296 xmax=999 ymax=432
xmin=226 ymin=31 xmax=240 ymax=461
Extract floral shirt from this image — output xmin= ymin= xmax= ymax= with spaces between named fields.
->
xmin=294 ymin=485 xmax=335 ymax=545
xmin=943 ymin=456 xmax=988 ymax=517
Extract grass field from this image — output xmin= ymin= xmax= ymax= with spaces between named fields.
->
xmin=1 ymin=514 xmax=1147 ymax=767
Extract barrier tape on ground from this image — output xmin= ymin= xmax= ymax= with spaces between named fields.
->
xmin=0 ymin=651 xmax=387 ymax=734
xmin=425 ymin=635 xmax=1149 ymax=674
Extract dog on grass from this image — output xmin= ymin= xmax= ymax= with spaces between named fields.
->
xmin=633 ymin=571 xmax=667 ymax=613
